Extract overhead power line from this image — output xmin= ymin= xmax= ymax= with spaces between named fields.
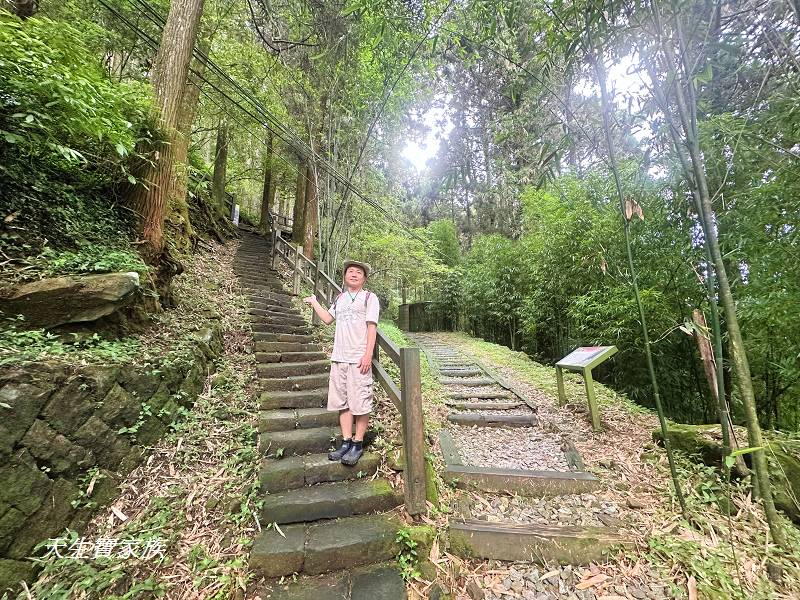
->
xmin=95 ymin=0 xmax=442 ymax=253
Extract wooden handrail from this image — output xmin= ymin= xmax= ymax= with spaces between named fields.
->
xmin=267 ymin=226 xmax=428 ymax=515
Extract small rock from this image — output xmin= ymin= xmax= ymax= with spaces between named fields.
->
xmin=503 ymin=577 xmax=512 ymax=590
xmin=599 ymin=459 xmax=613 ymax=468
xmin=512 ymin=581 xmax=525 ymax=593
xmin=561 ymin=565 xmax=573 ymax=580
xmin=629 ymin=586 xmax=648 ymax=599
xmin=466 ymin=580 xmax=484 ymax=600
xmin=627 ymin=498 xmax=646 ymax=509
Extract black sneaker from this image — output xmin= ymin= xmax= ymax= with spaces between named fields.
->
xmin=340 ymin=442 xmax=363 ymax=466
xmin=328 ymin=439 xmax=352 ymax=461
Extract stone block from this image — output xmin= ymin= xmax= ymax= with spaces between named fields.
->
xmin=97 ymin=383 xmax=141 ymax=428
xmin=5 ymin=478 xmax=78 ymax=559
xmin=0 ymin=380 xmax=54 ymax=456
xmin=0 ymin=558 xmax=38 ymax=596
xmin=0 ymin=451 xmax=52 ymax=518
xmin=73 ymin=416 xmax=131 ymax=469
xmin=350 ymin=563 xmax=406 ymax=600
xmin=248 ymin=524 xmax=306 ymax=578
xmin=119 ymin=370 xmax=161 ymax=401
xmin=304 ymin=515 xmax=400 ymax=575
xmin=0 ymin=507 xmax=25 ymax=554
xmin=41 ymin=375 xmax=98 ymax=436
xmin=20 ymin=419 xmax=93 ymax=475
xmin=136 ymin=415 xmax=167 ymax=447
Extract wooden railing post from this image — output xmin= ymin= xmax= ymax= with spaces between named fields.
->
xmin=400 ymin=347 xmax=427 ymax=515
xmin=270 ymin=229 xmax=277 ymax=270
xmin=312 ymin=260 xmax=321 ymax=325
xmin=293 ymin=245 xmax=303 ymax=295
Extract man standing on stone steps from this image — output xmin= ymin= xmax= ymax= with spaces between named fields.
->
xmin=303 ymin=260 xmax=379 ymax=466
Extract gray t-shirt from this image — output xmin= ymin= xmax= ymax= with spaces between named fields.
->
xmin=328 ymin=290 xmax=380 ymax=363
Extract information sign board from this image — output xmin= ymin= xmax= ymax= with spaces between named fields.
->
xmin=555 ymin=345 xmax=618 ymax=431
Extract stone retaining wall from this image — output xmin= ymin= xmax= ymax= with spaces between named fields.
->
xmin=0 ymin=325 xmax=222 ymax=592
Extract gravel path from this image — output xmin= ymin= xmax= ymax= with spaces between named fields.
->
xmin=475 ymin=564 xmax=673 ymax=600
xmin=468 ymin=492 xmax=629 ymax=529
xmin=450 ymin=425 xmax=570 ymax=471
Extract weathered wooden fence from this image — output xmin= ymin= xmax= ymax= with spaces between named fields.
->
xmin=268 ymin=223 xmax=428 ymax=515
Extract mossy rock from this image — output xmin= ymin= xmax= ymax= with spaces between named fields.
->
xmin=0 ymin=558 xmax=38 ymax=596
xmin=653 ymin=424 xmax=800 ymax=523
xmin=425 ymin=457 xmax=439 ymax=506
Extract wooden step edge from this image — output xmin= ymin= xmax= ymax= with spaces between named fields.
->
xmin=446 ymin=413 xmax=538 ymax=427
xmin=447 ymin=519 xmax=635 ymax=565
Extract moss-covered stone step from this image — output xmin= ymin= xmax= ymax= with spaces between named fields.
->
xmin=242 ymin=283 xmax=295 ymax=298
xmin=253 ymin=332 xmax=317 ymax=344
xmin=248 ymin=301 xmax=297 ymax=315
xmin=260 ymin=388 xmax=328 ymax=410
xmin=439 ymin=368 xmax=484 ymax=377
xmin=448 ymin=390 xmax=512 ymax=400
xmin=260 ymin=452 xmax=381 ymax=493
xmin=448 ymin=520 xmax=633 ymax=564
xmin=247 ymin=293 xmax=294 ymax=308
xmin=260 ymin=373 xmax=329 ymax=392
xmin=249 ymin=310 xmax=307 ymax=324
xmin=256 ymin=351 xmax=327 ymax=364
xmin=249 ymin=515 xmax=402 ymax=577
xmin=258 ymin=360 xmax=329 ymax=379
xmin=252 ymin=322 xmax=312 ymax=335
xmin=439 ymin=377 xmax=495 ymax=386
xmin=260 ymin=478 xmax=401 ymax=524
xmin=259 ymin=407 xmax=338 ymax=432
xmin=256 ymin=563 xmax=406 ymax=600
xmin=445 ymin=400 xmax=523 ymax=410
xmin=447 ymin=413 xmax=538 ymax=427
xmin=255 ymin=341 xmax=322 ymax=353
xmin=260 ymin=426 xmax=336 ymax=457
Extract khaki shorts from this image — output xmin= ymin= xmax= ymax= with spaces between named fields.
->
xmin=327 ymin=362 xmax=374 ymax=415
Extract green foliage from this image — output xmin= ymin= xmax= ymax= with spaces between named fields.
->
xmin=0 ymin=9 xmax=156 ymax=267
xmin=0 ymin=319 xmax=143 ymax=366
xmin=426 ymin=219 xmax=460 ymax=266
xmin=395 ymin=527 xmax=421 ymax=581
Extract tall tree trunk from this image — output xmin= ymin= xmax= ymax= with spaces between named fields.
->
xmin=127 ymin=0 xmax=205 ymax=263
xmin=292 ymin=160 xmax=306 ymax=244
xmin=259 ymin=131 xmax=274 ymax=234
xmin=167 ymin=48 xmax=208 ymax=253
xmin=211 ymin=120 xmax=229 ymax=214
xmin=303 ymin=162 xmax=318 ymax=258
xmin=11 ymin=0 xmax=37 ymax=18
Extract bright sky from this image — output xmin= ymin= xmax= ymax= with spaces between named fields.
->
xmin=401 ymin=102 xmax=454 ymax=171
xmin=401 ymin=54 xmax=649 ymax=173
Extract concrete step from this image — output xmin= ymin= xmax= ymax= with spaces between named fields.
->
xmin=256 ymin=563 xmax=405 ymax=600
xmin=447 ymin=412 xmax=538 ymax=427
xmin=253 ymin=332 xmax=317 ymax=344
xmin=245 ymin=288 xmax=295 ymax=310
xmin=255 ymin=341 xmax=322 ymax=353
xmin=249 ymin=514 xmax=402 ymax=577
xmin=259 ymin=407 xmax=339 ymax=432
xmin=260 ymin=479 xmax=401 ymax=524
xmin=260 ymin=388 xmax=328 ymax=410
xmin=252 ymin=322 xmax=312 ymax=335
xmin=250 ymin=314 xmax=308 ymax=327
xmin=260 ymin=452 xmax=381 ymax=493
xmin=255 ymin=351 xmax=327 ymax=364
xmin=260 ymin=373 xmax=329 ymax=392
xmin=248 ymin=302 xmax=298 ymax=315
xmin=260 ymin=426 xmax=336 ymax=457
xmin=448 ymin=390 xmax=511 ymax=400
xmin=439 ymin=368 xmax=484 ymax=377
xmin=258 ymin=360 xmax=329 ymax=378
xmin=243 ymin=284 xmax=295 ymax=299
xmin=440 ymin=378 xmax=495 ymax=386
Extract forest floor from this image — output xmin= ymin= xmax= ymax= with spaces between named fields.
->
xmin=19 ymin=238 xmax=262 ymax=600
xmin=417 ymin=332 xmax=800 ymax=600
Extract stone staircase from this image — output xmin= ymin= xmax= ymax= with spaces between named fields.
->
xmin=235 ymin=231 xmax=407 ymax=598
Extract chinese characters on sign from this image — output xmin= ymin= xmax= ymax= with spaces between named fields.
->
xmin=44 ymin=537 xmax=166 ymax=560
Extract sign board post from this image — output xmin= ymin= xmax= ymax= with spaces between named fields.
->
xmin=555 ymin=346 xmax=618 ymax=431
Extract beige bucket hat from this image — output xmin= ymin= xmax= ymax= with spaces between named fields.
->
xmin=343 ymin=259 xmax=371 ymax=278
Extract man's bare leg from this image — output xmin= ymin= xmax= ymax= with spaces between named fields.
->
xmin=339 ymin=410 xmax=353 ymax=439
xmin=353 ymin=414 xmax=369 ymax=441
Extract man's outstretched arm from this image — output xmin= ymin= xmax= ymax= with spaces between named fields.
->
xmin=303 ymin=296 xmax=334 ymax=325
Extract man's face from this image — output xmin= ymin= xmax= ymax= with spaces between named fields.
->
xmin=345 ymin=266 xmax=366 ymax=287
